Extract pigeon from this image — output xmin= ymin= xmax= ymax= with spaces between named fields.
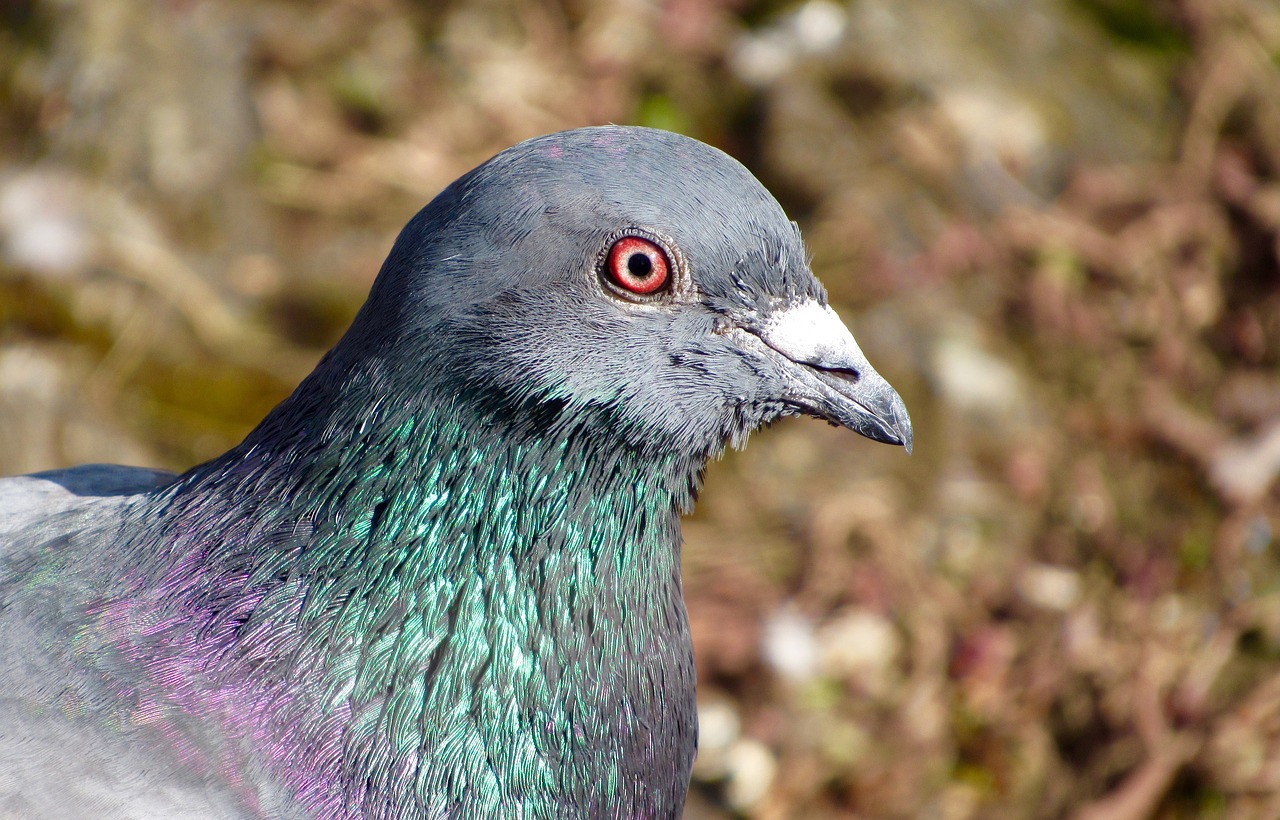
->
xmin=0 ymin=126 xmax=911 ymax=819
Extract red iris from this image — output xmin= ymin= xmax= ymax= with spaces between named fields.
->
xmin=605 ymin=236 xmax=671 ymax=296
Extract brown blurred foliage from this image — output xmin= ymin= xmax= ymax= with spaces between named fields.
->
xmin=1 ymin=0 xmax=1278 ymax=817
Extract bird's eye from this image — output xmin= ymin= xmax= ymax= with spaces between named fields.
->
xmin=604 ymin=236 xmax=671 ymax=296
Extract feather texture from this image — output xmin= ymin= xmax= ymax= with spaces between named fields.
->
xmin=0 ymin=126 xmax=910 ymax=819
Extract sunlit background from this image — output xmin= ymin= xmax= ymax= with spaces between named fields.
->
xmin=2 ymin=0 xmax=1279 ymax=816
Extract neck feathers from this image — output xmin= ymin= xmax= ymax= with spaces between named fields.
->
xmin=118 ymin=381 xmax=698 ymax=818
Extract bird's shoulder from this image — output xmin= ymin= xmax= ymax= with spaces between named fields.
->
xmin=0 ymin=464 xmax=174 ymax=542
xmin=0 ymin=465 xmax=312 ymax=819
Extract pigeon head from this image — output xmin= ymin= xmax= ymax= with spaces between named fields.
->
xmin=333 ymin=126 xmax=911 ymax=469
xmin=0 ymin=127 xmax=916 ymax=820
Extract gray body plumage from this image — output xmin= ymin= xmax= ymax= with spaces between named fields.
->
xmin=0 ymin=467 xmax=304 ymax=818
xmin=0 ymin=127 xmax=910 ymax=818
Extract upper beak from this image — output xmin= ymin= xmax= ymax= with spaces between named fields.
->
xmin=749 ymin=300 xmax=913 ymax=453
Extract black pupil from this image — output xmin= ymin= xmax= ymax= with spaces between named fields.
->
xmin=626 ymin=252 xmax=653 ymax=278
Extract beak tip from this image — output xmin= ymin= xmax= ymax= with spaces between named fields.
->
xmin=892 ymin=402 xmax=914 ymax=455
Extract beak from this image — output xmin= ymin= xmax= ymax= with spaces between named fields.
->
xmin=749 ymin=300 xmax=913 ymax=453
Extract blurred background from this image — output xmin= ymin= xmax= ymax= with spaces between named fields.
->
xmin=1 ymin=0 xmax=1278 ymax=816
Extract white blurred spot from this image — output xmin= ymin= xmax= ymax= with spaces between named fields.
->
xmin=730 ymin=31 xmax=794 ymax=86
xmin=938 ymin=86 xmax=1047 ymax=169
xmin=724 ymin=738 xmax=776 ymax=811
xmin=1211 ymin=420 xmax=1280 ymax=506
xmin=0 ymin=170 xmax=93 ymax=278
xmin=761 ymin=603 xmax=818 ymax=682
xmin=793 ymin=0 xmax=846 ymax=54
xmin=730 ymin=0 xmax=847 ymax=86
xmin=819 ymin=608 xmax=899 ymax=690
xmin=1017 ymin=563 xmax=1081 ymax=612
xmin=692 ymin=697 xmax=741 ymax=781
xmin=931 ymin=329 xmax=1023 ymax=415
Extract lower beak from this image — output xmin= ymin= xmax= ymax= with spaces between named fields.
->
xmin=751 ymin=300 xmax=913 ymax=453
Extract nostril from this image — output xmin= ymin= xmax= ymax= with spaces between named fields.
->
xmin=816 ymin=365 xmax=860 ymax=384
